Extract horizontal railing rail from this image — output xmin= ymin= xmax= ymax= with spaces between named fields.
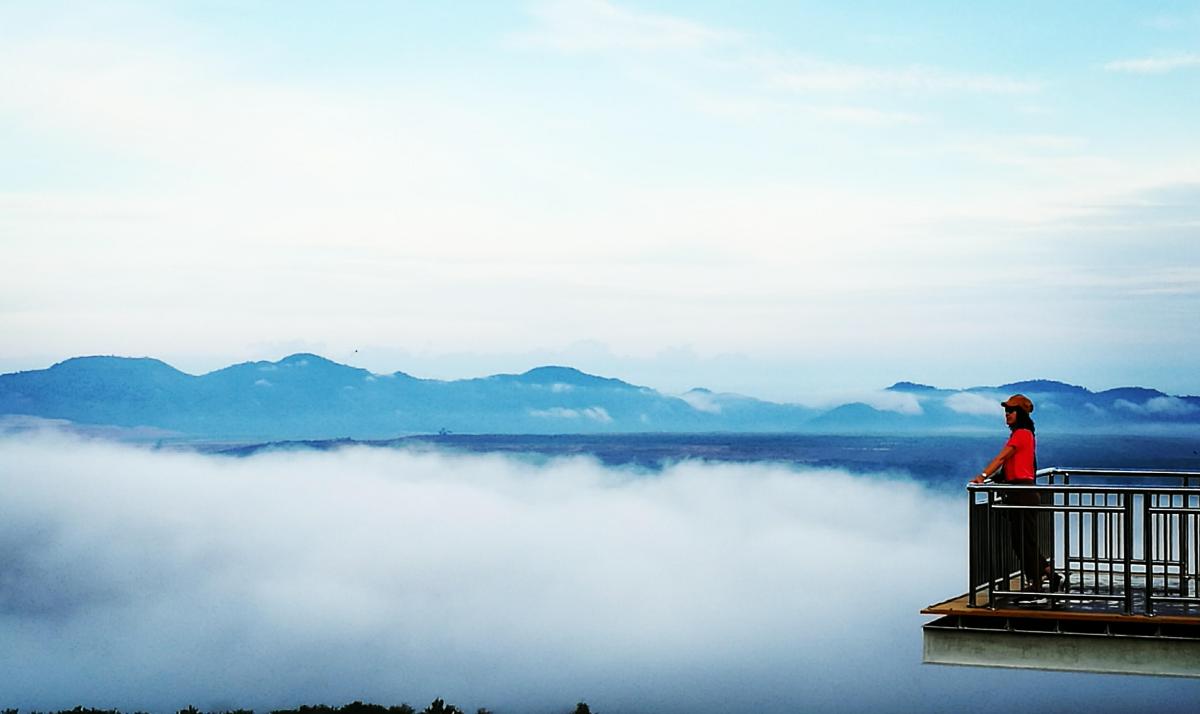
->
xmin=967 ymin=468 xmax=1200 ymax=617
xmin=1040 ymin=467 xmax=1200 ymax=487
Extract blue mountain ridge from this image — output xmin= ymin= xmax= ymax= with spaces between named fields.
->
xmin=1 ymin=355 xmax=1198 ymax=441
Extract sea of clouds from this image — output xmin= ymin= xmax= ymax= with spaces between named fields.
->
xmin=1 ymin=433 xmax=1196 ymax=713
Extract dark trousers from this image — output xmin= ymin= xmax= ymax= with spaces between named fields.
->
xmin=1002 ymin=488 xmax=1048 ymax=585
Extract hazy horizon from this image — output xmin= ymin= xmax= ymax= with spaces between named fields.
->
xmin=2 ymin=2 xmax=1199 ymax=397
xmin=5 ymin=350 xmax=1200 ymax=404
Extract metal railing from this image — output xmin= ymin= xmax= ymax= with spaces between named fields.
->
xmin=967 ymin=468 xmax=1200 ymax=615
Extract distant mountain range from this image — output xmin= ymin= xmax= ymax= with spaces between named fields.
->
xmin=1 ymin=354 xmax=1198 ymax=442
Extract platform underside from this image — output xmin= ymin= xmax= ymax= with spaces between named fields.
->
xmin=923 ymin=573 xmax=1200 ymax=677
xmin=923 ymin=614 xmax=1200 ymax=677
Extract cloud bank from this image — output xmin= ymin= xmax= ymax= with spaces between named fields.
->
xmin=2 ymin=434 xmax=1198 ymax=713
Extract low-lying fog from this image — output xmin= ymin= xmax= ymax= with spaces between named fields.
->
xmin=1 ymin=433 xmax=1195 ymax=713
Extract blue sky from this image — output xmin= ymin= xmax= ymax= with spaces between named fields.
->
xmin=2 ymin=1 xmax=1198 ymax=399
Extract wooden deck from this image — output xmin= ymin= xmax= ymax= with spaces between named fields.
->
xmin=923 ymin=575 xmax=1200 ymax=626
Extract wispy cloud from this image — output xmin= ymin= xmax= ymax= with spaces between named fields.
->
xmin=529 ymin=406 xmax=614 ymax=422
xmin=1143 ymin=15 xmax=1185 ymax=30
xmin=1104 ymin=53 xmax=1200 ymax=73
xmin=511 ymin=0 xmax=737 ymax=52
xmin=1114 ymin=396 xmax=1199 ymax=416
xmin=798 ymin=390 xmax=925 ymax=415
xmin=944 ymin=391 xmax=998 ymax=416
xmin=864 ymin=390 xmax=924 ymax=415
xmin=941 ymin=133 xmax=1118 ymax=178
xmin=809 ymin=105 xmax=924 ymax=126
xmin=754 ymin=55 xmax=1040 ymax=94
xmin=514 ymin=1 xmax=1040 ymax=100
xmin=678 ymin=389 xmax=722 ymax=413
xmin=1142 ymin=13 xmax=1200 ymax=31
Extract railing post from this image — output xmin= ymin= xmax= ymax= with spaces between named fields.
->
xmin=1177 ymin=492 xmax=1187 ymax=598
xmin=1065 ymin=487 xmax=1075 ymax=592
xmin=968 ymin=488 xmax=977 ymax=607
xmin=1123 ymin=492 xmax=1134 ymax=615
xmin=984 ymin=487 xmax=995 ymax=609
xmin=1144 ymin=490 xmax=1155 ymax=615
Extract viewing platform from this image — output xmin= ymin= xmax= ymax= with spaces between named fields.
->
xmin=922 ymin=468 xmax=1200 ymax=677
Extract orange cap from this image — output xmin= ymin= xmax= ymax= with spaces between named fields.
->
xmin=1001 ymin=394 xmax=1034 ymax=413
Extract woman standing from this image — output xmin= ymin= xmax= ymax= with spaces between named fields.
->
xmin=970 ymin=394 xmax=1060 ymax=592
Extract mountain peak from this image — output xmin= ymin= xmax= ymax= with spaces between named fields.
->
xmin=996 ymin=379 xmax=1091 ymax=395
xmin=886 ymin=381 xmax=938 ymax=393
xmin=50 ymin=355 xmax=184 ymax=375
xmin=504 ymin=365 xmax=633 ymax=388
xmin=278 ymin=353 xmax=335 ymax=366
xmin=1097 ymin=386 xmax=1167 ymax=401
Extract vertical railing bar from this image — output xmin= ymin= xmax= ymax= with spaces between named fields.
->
xmin=1171 ymin=497 xmax=1179 ymax=596
xmin=1124 ymin=492 xmax=1134 ymax=615
xmin=1019 ymin=491 xmax=1027 ymax=593
xmin=1098 ymin=495 xmax=1104 ymax=591
xmin=1064 ymin=489 xmax=1073 ymax=593
xmin=1160 ymin=494 xmax=1166 ymax=574
xmin=1081 ymin=493 xmax=1088 ymax=587
xmin=969 ymin=490 xmax=977 ymax=607
xmin=1059 ymin=487 xmax=1067 ymax=592
xmin=1154 ymin=493 xmax=1160 ymax=588
xmin=1183 ymin=495 xmax=1190 ymax=600
xmin=1108 ymin=491 xmax=1115 ymax=596
xmin=1099 ymin=503 xmax=1107 ymax=596
xmin=1091 ymin=493 xmax=1098 ymax=590
xmin=1144 ymin=490 xmax=1154 ymax=615
xmin=1164 ymin=496 xmax=1170 ymax=592
xmin=985 ymin=487 xmax=995 ymax=609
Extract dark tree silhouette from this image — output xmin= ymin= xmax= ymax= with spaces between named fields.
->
xmin=420 ymin=700 xmax=462 ymax=714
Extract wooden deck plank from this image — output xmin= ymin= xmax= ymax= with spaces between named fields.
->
xmin=924 ymin=572 xmax=1200 ymax=625
xmin=923 ymin=593 xmax=1200 ymax=625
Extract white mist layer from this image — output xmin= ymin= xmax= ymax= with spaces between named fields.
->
xmin=2 ymin=433 xmax=1197 ymax=713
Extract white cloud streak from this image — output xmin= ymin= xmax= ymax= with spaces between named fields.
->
xmin=754 ymin=55 xmax=1041 ymax=94
xmin=809 ymin=105 xmax=925 ymax=126
xmin=1114 ymin=396 xmax=1199 ymax=416
xmin=1105 ymin=53 xmax=1200 ymax=73
xmin=528 ymin=406 xmax=614 ymax=422
xmin=678 ymin=390 xmax=722 ymax=414
xmin=512 ymin=0 xmax=737 ymax=53
xmin=516 ymin=1 xmax=1039 ymax=96
xmin=944 ymin=392 xmax=1000 ymax=416
xmin=863 ymin=391 xmax=924 ymax=415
